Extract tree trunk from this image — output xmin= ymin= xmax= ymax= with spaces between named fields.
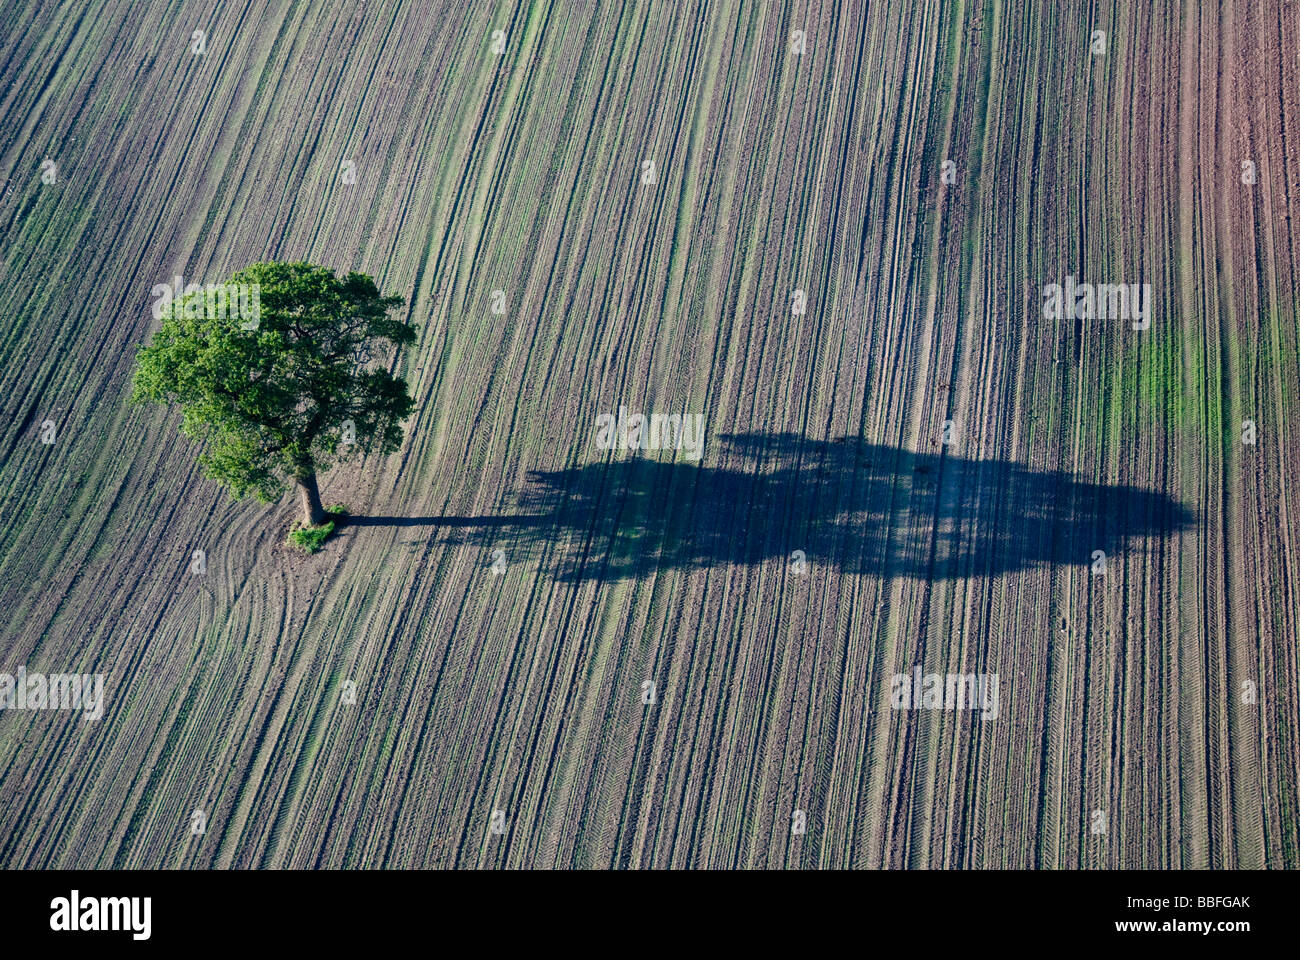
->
xmin=296 ymin=472 xmax=326 ymax=527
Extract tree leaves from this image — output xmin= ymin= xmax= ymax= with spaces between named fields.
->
xmin=131 ymin=261 xmax=416 ymax=503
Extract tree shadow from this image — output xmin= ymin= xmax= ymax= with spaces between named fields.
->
xmin=358 ymin=433 xmax=1197 ymax=583
xmin=342 ymin=515 xmax=549 ymax=527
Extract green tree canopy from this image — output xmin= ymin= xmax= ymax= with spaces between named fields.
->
xmin=131 ymin=261 xmax=416 ymax=528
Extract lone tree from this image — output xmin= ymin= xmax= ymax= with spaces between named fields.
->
xmin=131 ymin=261 xmax=415 ymax=529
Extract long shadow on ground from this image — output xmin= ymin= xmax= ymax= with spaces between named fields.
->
xmin=347 ymin=433 xmax=1197 ymax=582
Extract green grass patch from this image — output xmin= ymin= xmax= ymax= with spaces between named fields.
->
xmin=289 ymin=519 xmax=336 ymax=553
xmin=288 ymin=505 xmax=348 ymax=553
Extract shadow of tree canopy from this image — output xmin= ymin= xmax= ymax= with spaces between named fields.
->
xmin=365 ymin=433 xmax=1196 ymax=583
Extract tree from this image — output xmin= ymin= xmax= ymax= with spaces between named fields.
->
xmin=131 ymin=261 xmax=416 ymax=529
